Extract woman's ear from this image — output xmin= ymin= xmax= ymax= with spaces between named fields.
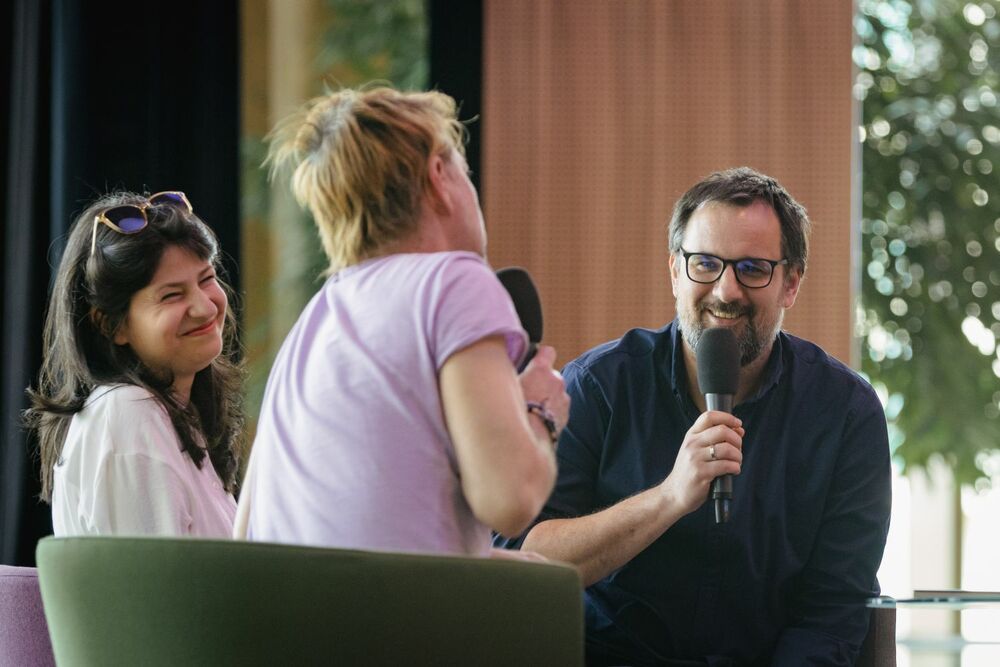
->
xmin=90 ymin=307 xmax=126 ymax=345
xmin=112 ymin=325 xmax=130 ymax=346
xmin=425 ymin=152 xmax=452 ymax=215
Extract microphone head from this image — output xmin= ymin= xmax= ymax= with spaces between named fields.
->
xmin=696 ymin=327 xmax=740 ymax=395
xmin=496 ymin=267 xmax=543 ymax=343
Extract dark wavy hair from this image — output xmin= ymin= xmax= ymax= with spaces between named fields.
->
xmin=25 ymin=191 xmax=244 ymax=502
xmin=668 ymin=166 xmax=811 ymax=276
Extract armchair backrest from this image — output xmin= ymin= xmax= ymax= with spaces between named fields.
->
xmin=0 ymin=565 xmax=56 ymax=667
xmin=36 ymin=536 xmax=583 ymax=666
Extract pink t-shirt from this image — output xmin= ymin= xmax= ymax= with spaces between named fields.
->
xmin=245 ymin=252 xmax=528 ymax=555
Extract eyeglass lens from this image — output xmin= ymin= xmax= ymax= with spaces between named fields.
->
xmin=104 ymin=207 xmax=147 ymax=232
xmin=687 ymin=254 xmax=773 ymax=287
xmin=148 ymin=192 xmax=188 ymax=208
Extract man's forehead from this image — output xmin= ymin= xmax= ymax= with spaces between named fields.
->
xmin=684 ymin=200 xmax=783 ymax=254
xmin=691 ymin=198 xmax=776 ymax=218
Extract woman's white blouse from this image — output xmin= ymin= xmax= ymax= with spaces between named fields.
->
xmin=52 ymin=384 xmax=236 ymax=537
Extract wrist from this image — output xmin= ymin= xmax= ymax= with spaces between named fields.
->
xmin=526 ymin=401 xmax=559 ymax=446
xmin=657 ymin=477 xmax=684 ymax=516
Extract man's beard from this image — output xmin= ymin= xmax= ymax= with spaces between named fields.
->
xmin=679 ymin=300 xmax=780 ymax=367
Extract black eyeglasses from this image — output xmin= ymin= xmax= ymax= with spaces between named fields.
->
xmin=91 ymin=191 xmax=193 ymax=255
xmin=680 ymin=248 xmax=788 ymax=289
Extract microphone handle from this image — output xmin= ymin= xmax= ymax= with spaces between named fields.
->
xmin=705 ymin=393 xmax=734 ymax=524
xmin=705 ymin=393 xmax=734 ymax=413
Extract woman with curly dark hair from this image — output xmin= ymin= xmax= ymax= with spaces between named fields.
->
xmin=26 ymin=191 xmax=244 ymax=537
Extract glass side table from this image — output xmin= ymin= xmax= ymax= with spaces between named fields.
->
xmin=868 ymin=592 xmax=1000 ymax=666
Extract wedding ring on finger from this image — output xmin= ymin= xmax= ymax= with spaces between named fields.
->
xmin=708 ymin=445 xmax=716 ymax=461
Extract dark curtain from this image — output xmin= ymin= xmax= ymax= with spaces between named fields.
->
xmin=1 ymin=0 xmax=51 ymax=569
xmin=429 ymin=0 xmax=483 ymax=194
xmin=1 ymin=0 xmax=241 ymax=566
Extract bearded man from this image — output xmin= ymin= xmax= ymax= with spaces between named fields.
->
xmin=495 ymin=167 xmax=891 ymax=666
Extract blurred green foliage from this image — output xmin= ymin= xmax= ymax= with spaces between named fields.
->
xmin=856 ymin=0 xmax=1000 ymax=487
xmin=320 ymin=0 xmax=428 ymax=90
xmin=241 ymin=0 xmax=428 ymax=418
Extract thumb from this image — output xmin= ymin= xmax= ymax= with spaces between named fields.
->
xmin=532 ymin=344 xmax=556 ymax=367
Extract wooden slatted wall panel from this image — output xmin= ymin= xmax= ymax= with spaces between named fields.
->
xmin=483 ymin=0 xmax=855 ymax=366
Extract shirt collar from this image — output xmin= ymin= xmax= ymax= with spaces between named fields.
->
xmin=667 ymin=319 xmax=786 ymax=409
xmin=668 ymin=321 xmax=698 ymax=418
xmin=668 ymin=320 xmax=687 ymax=395
xmin=749 ymin=331 xmax=785 ymax=404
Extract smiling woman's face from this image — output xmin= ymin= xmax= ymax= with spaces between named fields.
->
xmin=113 ymin=245 xmax=227 ymax=400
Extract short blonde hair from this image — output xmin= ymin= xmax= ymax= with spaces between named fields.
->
xmin=267 ymin=86 xmax=466 ymax=273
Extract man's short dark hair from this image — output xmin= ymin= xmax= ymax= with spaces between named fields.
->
xmin=668 ymin=167 xmax=810 ymax=275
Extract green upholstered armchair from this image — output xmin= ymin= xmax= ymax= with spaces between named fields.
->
xmin=36 ymin=536 xmax=583 ymax=666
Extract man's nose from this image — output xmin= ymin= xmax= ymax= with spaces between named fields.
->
xmin=713 ymin=264 xmax=746 ymax=302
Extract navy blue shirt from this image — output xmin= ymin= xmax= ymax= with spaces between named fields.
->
xmin=496 ymin=321 xmax=891 ymax=666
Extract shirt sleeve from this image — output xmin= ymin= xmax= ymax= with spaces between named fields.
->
xmin=771 ymin=383 xmax=892 ymax=665
xmin=493 ymin=359 xmax=607 ymax=549
xmin=426 ymin=254 xmax=528 ymax=369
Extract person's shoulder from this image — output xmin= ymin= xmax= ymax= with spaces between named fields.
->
xmin=423 ymin=250 xmax=491 ymax=277
xmin=79 ymin=384 xmax=174 ymax=446
xmin=780 ymin=332 xmax=879 ymax=399
xmin=85 ymin=383 xmax=161 ymax=414
xmin=781 ymin=332 xmax=854 ymax=376
xmin=351 ymin=251 xmax=493 ymax=292
xmin=414 ymin=251 xmax=503 ymax=300
xmin=567 ymin=323 xmax=673 ymax=375
xmin=380 ymin=250 xmax=487 ymax=274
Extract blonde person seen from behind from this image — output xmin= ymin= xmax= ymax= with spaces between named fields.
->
xmin=27 ymin=192 xmax=243 ymax=537
xmin=237 ymin=87 xmax=567 ymax=558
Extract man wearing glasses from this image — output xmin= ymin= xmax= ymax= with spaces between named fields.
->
xmin=496 ymin=167 xmax=891 ymax=665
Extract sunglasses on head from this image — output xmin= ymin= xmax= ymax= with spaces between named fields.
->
xmin=90 ymin=191 xmax=193 ymax=255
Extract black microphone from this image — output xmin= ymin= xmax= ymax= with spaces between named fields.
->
xmin=695 ymin=327 xmax=740 ymax=524
xmin=496 ymin=267 xmax=543 ymax=372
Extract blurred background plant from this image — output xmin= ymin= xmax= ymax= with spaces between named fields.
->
xmin=856 ymin=0 xmax=1000 ymax=490
xmin=240 ymin=0 xmax=428 ymax=422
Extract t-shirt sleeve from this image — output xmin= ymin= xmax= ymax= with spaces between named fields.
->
xmin=426 ymin=254 xmax=529 ymax=369
xmin=86 ymin=392 xmax=193 ymax=536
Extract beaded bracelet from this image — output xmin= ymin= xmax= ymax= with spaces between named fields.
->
xmin=526 ymin=401 xmax=559 ymax=445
